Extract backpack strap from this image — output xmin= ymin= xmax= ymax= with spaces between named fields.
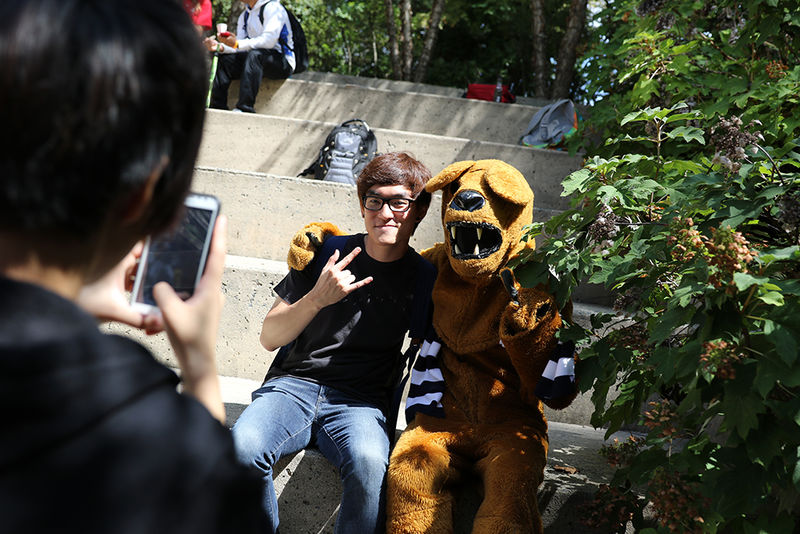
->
xmin=256 ymin=1 xmax=295 ymax=53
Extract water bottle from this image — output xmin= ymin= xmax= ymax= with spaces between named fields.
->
xmin=493 ymin=76 xmax=503 ymax=102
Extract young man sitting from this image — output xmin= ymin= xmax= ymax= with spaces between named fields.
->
xmin=206 ymin=0 xmax=295 ymax=113
xmin=0 ymin=1 xmax=263 ymax=532
xmin=232 ymin=152 xmax=435 ymax=534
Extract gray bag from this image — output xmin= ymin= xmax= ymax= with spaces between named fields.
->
xmin=520 ymin=99 xmax=578 ymax=148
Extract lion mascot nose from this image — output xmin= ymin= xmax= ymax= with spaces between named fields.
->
xmin=450 ymin=189 xmax=485 ymax=212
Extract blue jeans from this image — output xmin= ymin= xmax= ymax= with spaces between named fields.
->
xmin=209 ymin=49 xmax=292 ymax=112
xmin=232 ymin=376 xmax=390 ymax=534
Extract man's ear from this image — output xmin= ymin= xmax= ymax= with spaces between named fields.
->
xmin=415 ymin=202 xmax=429 ymax=222
xmin=121 ymin=157 xmax=167 ymax=223
xmin=411 ymin=202 xmax=429 ymax=234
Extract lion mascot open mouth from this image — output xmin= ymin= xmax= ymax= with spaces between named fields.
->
xmin=432 ymin=159 xmax=533 ymax=281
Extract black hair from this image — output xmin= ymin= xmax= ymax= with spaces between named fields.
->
xmin=357 ymin=152 xmax=433 ymax=213
xmin=0 ymin=0 xmax=207 ymax=258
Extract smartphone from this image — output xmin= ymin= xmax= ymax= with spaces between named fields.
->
xmin=130 ymin=193 xmax=220 ymax=315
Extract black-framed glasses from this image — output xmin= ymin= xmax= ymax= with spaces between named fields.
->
xmin=362 ymin=195 xmax=415 ymax=213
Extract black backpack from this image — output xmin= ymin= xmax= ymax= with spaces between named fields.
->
xmin=299 ymin=119 xmax=378 ymax=185
xmin=258 ymin=1 xmax=308 ymax=74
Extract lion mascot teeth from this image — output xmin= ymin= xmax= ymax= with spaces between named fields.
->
xmin=386 ymin=159 xmax=577 ymax=534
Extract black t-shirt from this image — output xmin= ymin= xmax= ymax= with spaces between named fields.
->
xmin=268 ymin=234 xmax=422 ymax=411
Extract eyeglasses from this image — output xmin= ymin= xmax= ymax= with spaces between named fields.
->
xmin=362 ymin=195 xmax=415 ymax=213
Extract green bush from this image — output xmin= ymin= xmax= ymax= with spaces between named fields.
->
xmin=514 ymin=0 xmax=800 ymax=531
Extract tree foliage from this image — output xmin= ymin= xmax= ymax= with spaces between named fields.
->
xmin=209 ymin=0 xmax=591 ymax=98
xmin=517 ymin=0 xmax=800 ymax=531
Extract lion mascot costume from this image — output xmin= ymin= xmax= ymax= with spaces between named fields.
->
xmin=288 ymin=159 xmax=577 ymax=533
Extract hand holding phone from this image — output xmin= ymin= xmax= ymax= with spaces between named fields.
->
xmin=152 ymin=210 xmax=228 ymax=423
xmin=77 ymin=242 xmax=150 ymax=328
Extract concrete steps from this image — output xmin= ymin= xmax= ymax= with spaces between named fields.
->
xmin=292 ymin=71 xmax=466 ymax=98
xmin=229 ymin=78 xmax=541 ymax=145
xmin=197 ymin=111 xmax=581 ymax=214
xmin=216 ymin=376 xmax=638 ymax=534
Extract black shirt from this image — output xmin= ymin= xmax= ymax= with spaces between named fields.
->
xmin=268 ymin=234 xmax=423 ymax=411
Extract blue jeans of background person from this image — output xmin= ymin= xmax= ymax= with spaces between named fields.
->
xmin=209 ymin=49 xmax=291 ymax=113
xmin=232 ymin=376 xmax=391 ymax=534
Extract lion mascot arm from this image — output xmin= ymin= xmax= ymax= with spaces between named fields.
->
xmin=499 ymin=271 xmax=578 ymax=410
xmin=286 ymin=222 xmax=343 ymax=271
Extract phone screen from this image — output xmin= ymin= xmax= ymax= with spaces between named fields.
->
xmin=133 ymin=204 xmax=216 ymax=307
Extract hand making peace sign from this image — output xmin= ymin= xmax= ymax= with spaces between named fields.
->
xmin=306 ymin=247 xmax=373 ymax=309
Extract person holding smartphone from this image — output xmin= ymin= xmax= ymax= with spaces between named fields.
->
xmin=0 ymin=1 xmax=264 ymax=532
xmin=232 ymin=152 xmax=434 ymax=534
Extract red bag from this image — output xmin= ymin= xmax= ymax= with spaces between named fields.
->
xmin=465 ymin=83 xmax=515 ymax=103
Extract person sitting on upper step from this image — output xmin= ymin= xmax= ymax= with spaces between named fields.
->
xmin=206 ymin=0 xmax=295 ymax=113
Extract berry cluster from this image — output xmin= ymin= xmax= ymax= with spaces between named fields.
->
xmin=706 ymin=226 xmax=758 ymax=289
xmin=600 ymin=435 xmax=645 ymax=468
xmin=579 ymin=484 xmax=640 ymax=531
xmin=667 ymin=217 xmax=704 ymax=262
xmin=648 ymin=469 xmax=709 ymax=533
xmin=588 ymin=205 xmax=619 ymax=255
xmin=642 ymin=399 xmax=680 ymax=438
xmin=613 ymin=285 xmax=644 ymax=311
xmin=668 ymin=220 xmax=759 ymax=290
xmin=635 ymin=0 xmax=666 ymax=17
xmin=607 ymin=323 xmax=651 ymax=360
xmin=699 ymin=339 xmax=742 ymax=380
xmin=766 ymin=60 xmax=788 ymax=79
xmin=709 ymin=116 xmax=762 ymax=174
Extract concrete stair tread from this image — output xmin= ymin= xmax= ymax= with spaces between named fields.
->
xmin=220 ymin=373 xmax=633 ymax=534
xmin=292 ymin=71 xmax=466 ymax=99
xmin=197 ymin=111 xmax=581 ymax=213
xmin=239 ymin=77 xmax=543 ymax=145
xmin=292 ymin=71 xmax=552 ymax=110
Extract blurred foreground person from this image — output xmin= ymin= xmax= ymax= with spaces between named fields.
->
xmin=0 ymin=1 xmax=264 ymax=533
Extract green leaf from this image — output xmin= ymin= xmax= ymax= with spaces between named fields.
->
xmin=766 ymin=326 xmax=799 ymax=366
xmin=723 ymin=393 xmax=765 ymax=440
xmin=757 ymin=291 xmax=784 ymax=306
xmin=666 ymin=126 xmax=706 ymax=144
xmin=793 ymin=447 xmax=800 ymax=485
xmin=759 ymin=246 xmax=800 ymax=264
xmin=733 ymin=272 xmax=768 ymax=291
xmin=561 ymin=169 xmax=593 ymax=196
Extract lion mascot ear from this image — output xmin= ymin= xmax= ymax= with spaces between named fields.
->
xmin=425 ymin=160 xmax=476 ymax=193
xmin=482 ymin=159 xmax=534 ymax=206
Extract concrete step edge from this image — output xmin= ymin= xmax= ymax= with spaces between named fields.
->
xmin=209 ymin=109 xmax=581 ymax=159
xmin=276 ymin=77 xmax=544 ymax=113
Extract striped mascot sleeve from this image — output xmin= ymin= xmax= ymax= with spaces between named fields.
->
xmin=534 ymin=339 xmax=576 ymax=402
xmin=405 ymin=337 xmax=446 ymax=422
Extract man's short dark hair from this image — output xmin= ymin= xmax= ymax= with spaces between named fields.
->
xmin=357 ymin=152 xmax=432 ymax=213
xmin=0 ymin=0 xmax=208 ymax=261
